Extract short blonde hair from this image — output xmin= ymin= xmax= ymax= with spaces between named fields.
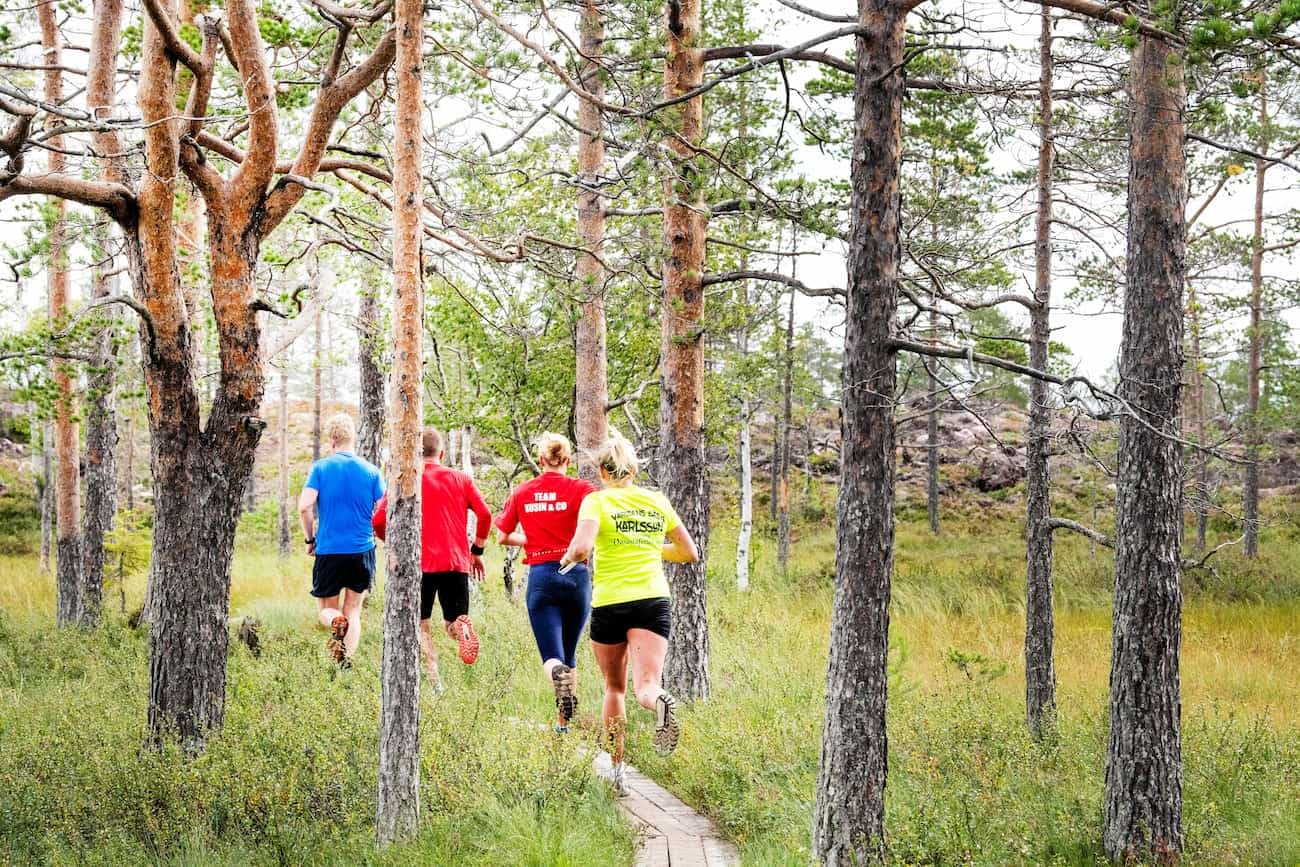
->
xmin=533 ymin=431 xmax=572 ymax=468
xmin=326 ymin=413 xmax=355 ymax=446
xmin=594 ymin=433 xmax=638 ymax=481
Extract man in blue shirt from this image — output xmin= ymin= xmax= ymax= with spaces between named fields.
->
xmin=298 ymin=413 xmax=384 ymax=667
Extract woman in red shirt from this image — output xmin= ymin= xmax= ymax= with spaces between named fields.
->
xmin=495 ymin=432 xmax=596 ymax=730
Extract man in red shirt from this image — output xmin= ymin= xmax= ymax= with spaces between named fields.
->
xmin=374 ymin=428 xmax=492 ymax=691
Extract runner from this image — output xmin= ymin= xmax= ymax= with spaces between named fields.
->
xmin=559 ymin=434 xmax=699 ymax=795
xmin=298 ymin=413 xmax=384 ymax=668
xmin=496 ymin=433 xmax=597 ymax=731
xmin=373 ymin=427 xmax=491 ymax=691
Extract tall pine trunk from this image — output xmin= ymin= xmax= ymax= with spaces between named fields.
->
xmin=40 ymin=0 xmax=85 ymax=626
xmin=1187 ymin=287 xmax=1209 ymax=551
xmin=82 ymin=227 xmax=120 ymax=627
xmin=1024 ymin=6 xmax=1056 ymax=740
xmin=357 ymin=285 xmax=385 ymax=466
xmin=278 ymin=366 xmax=292 ymax=558
xmin=1243 ymin=76 xmax=1267 ymax=559
xmin=659 ymin=0 xmax=710 ymax=701
xmin=925 ymin=298 xmax=940 ymax=535
xmin=812 ymin=1 xmax=905 ymax=861
xmin=79 ymin=0 xmax=126 ymax=627
xmin=312 ymin=304 xmax=323 ymax=462
xmin=1102 ymin=30 xmax=1186 ymax=862
xmin=376 ymin=0 xmax=424 ymax=840
xmin=574 ymin=0 xmax=609 ymax=482
xmin=776 ymin=286 xmax=794 ymax=570
xmin=736 ymin=398 xmax=752 ymax=591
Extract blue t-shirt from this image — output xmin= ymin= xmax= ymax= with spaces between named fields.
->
xmin=305 ymin=451 xmax=385 ymax=555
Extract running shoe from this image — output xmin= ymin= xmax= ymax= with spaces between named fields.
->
xmin=609 ymin=761 xmax=628 ymax=797
xmin=327 ymin=615 xmax=349 ymax=664
xmin=551 ymin=663 xmax=578 ymax=723
xmin=653 ymin=692 xmax=680 ymax=757
xmin=454 ymin=615 xmax=479 ymax=665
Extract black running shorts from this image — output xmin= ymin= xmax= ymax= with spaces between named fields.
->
xmin=311 ymin=549 xmax=376 ymax=598
xmin=422 ymin=571 xmax=470 ymax=623
xmin=589 ymin=596 xmax=671 ymax=645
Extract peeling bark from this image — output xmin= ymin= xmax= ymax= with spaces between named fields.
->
xmin=40 ymin=0 xmax=84 ymax=627
xmin=658 ymin=0 xmax=710 ymax=701
xmin=574 ymin=0 xmax=609 ymax=483
xmin=376 ymin=0 xmax=424 ymax=841
xmin=1103 ymin=31 xmax=1186 ymax=863
xmin=812 ymin=1 xmax=905 ymax=862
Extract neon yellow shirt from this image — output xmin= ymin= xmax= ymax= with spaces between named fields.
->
xmin=578 ymin=485 xmax=681 ymax=607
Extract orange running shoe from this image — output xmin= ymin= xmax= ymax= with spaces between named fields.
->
xmin=327 ymin=615 xmax=349 ymax=664
xmin=454 ymin=615 xmax=479 ymax=665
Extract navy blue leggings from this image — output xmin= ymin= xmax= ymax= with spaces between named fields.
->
xmin=526 ymin=560 xmax=592 ymax=668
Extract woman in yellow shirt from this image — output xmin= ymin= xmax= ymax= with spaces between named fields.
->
xmin=560 ymin=434 xmax=698 ymax=795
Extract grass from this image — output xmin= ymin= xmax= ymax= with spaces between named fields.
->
xmin=1 ymin=482 xmax=1298 ymax=864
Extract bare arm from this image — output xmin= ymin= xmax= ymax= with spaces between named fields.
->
xmin=662 ymin=524 xmax=699 ymax=563
xmin=562 ymin=519 xmax=599 ymax=566
xmin=298 ymin=487 xmax=318 ymax=553
xmin=498 ymin=530 xmax=528 ymax=547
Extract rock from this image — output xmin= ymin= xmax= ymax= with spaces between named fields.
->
xmin=974 ymin=449 xmax=1025 ymax=492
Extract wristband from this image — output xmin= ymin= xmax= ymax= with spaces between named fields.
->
xmin=470 ymin=543 xmax=485 ymax=556
xmin=305 ymin=537 xmax=315 ymax=544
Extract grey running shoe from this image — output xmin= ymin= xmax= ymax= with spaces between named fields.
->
xmin=551 ymin=663 xmax=577 ymax=723
xmin=609 ymin=761 xmax=628 ymax=797
xmin=653 ymin=692 xmax=680 ymax=757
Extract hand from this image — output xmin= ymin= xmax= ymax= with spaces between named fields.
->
xmin=470 ymin=554 xmax=486 ymax=582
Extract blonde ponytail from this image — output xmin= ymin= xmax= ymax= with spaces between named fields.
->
xmin=533 ymin=431 xmax=573 ymax=469
xmin=593 ymin=432 xmax=639 ymax=482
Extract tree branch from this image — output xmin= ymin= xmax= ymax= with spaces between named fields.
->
xmin=703 ymin=269 xmax=845 ymax=299
xmin=1047 ymin=516 xmax=1113 ymax=547
xmin=140 ymin=0 xmax=206 ymax=73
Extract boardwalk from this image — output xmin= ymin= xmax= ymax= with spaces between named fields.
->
xmin=593 ymin=752 xmax=740 ymax=867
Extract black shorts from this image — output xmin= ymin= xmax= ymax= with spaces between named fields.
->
xmin=311 ymin=549 xmax=376 ymax=598
xmin=422 ymin=571 xmax=469 ymax=623
xmin=589 ymin=597 xmax=671 ymax=645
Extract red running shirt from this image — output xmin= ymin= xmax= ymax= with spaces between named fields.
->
xmin=495 ymin=471 xmax=598 ymax=564
xmin=373 ymin=462 xmax=492 ymax=574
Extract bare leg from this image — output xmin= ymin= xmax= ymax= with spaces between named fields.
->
xmin=627 ymin=629 xmax=668 ymax=712
xmin=340 ymin=589 xmax=364 ymax=658
xmin=316 ymin=594 xmax=343 ymax=628
xmin=418 ymin=618 xmax=442 ymax=686
xmin=592 ymin=640 xmax=629 ymax=764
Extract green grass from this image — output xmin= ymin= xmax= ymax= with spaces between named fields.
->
xmin=2 ymin=484 xmax=1298 ymax=865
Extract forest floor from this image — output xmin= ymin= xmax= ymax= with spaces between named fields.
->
xmin=1 ymin=475 xmax=1298 ymax=865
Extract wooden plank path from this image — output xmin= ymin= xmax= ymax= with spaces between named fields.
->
xmin=592 ymin=752 xmax=740 ymax=867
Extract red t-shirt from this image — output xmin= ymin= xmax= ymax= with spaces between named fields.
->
xmin=373 ymin=462 xmax=492 ymax=574
xmin=495 ymin=471 xmax=598 ymax=564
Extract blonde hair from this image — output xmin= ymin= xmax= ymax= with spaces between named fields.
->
xmin=593 ymin=433 xmax=638 ymax=483
xmin=326 ymin=413 xmax=355 ymax=447
xmin=533 ymin=432 xmax=572 ymax=469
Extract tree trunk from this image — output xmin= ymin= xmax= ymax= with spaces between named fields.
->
xmin=1243 ymin=76 xmax=1267 ymax=559
xmin=278 ymin=366 xmax=292 ymax=558
xmin=1102 ymin=31 xmax=1186 ymax=863
xmin=123 ymin=411 xmax=136 ymax=511
xmin=574 ymin=0 xmax=609 ymax=483
xmin=812 ymin=2 xmax=905 ymax=862
xmin=39 ymin=421 xmax=52 ymax=574
xmin=357 ymin=285 xmax=385 ymax=466
xmin=312 ymin=304 xmax=323 ymax=463
xmin=925 ymin=298 xmax=940 ymax=536
xmin=1024 ymin=6 xmax=1056 ymax=741
xmin=41 ymin=0 xmax=85 ymax=626
xmin=1188 ymin=286 xmax=1209 ymax=551
xmin=376 ymin=0 xmax=424 ymax=840
xmin=777 ymin=286 xmax=794 ymax=571
xmin=736 ymin=397 xmax=752 ymax=591
xmin=82 ymin=226 xmax=120 ymax=627
xmin=658 ymin=0 xmax=710 ymax=701
xmin=79 ymin=0 xmax=126 ymax=628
